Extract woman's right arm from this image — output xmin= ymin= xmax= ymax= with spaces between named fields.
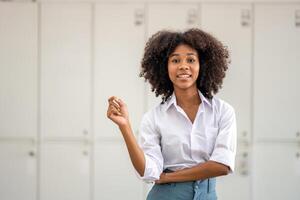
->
xmin=106 ymin=96 xmax=145 ymax=177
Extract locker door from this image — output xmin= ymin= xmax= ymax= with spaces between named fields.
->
xmin=40 ymin=142 xmax=90 ymax=200
xmin=94 ymin=3 xmax=145 ymax=200
xmin=253 ymin=143 xmax=300 ymax=200
xmin=146 ymin=3 xmax=200 ymax=109
xmin=41 ymin=3 xmax=91 ymax=138
xmin=94 ymin=3 xmax=145 ymax=139
xmin=94 ymin=141 xmax=144 ymax=200
xmin=201 ymin=4 xmax=252 ymax=200
xmin=254 ymin=4 xmax=300 ymax=140
xmin=0 ymin=3 xmax=38 ymax=138
xmin=0 ymin=142 xmax=37 ymax=200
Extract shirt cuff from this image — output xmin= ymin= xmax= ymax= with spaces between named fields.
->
xmin=135 ymin=155 xmax=162 ymax=183
xmin=209 ymin=147 xmax=236 ymax=173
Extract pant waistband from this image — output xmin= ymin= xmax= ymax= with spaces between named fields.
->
xmin=163 ymin=169 xmax=216 ymax=193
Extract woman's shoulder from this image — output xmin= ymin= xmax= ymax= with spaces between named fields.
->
xmin=141 ymin=102 xmax=162 ymax=122
xmin=211 ymin=96 xmax=235 ymax=115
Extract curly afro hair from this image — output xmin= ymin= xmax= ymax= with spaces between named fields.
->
xmin=139 ymin=28 xmax=230 ymax=103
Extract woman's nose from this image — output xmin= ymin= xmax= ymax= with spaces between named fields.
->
xmin=179 ymin=64 xmax=189 ymax=70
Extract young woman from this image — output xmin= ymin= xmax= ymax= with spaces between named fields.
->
xmin=107 ymin=28 xmax=237 ymax=200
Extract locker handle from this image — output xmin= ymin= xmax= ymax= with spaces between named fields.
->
xmin=239 ymin=131 xmax=250 ymax=147
xmin=239 ymin=151 xmax=249 ymax=176
xmin=134 ymin=9 xmax=144 ymax=26
xmin=187 ymin=9 xmax=198 ymax=25
xmin=29 ymin=151 xmax=35 ymax=157
xmin=83 ymin=129 xmax=88 ymax=135
xmin=83 ymin=150 xmax=89 ymax=156
xmin=241 ymin=9 xmax=251 ymax=27
xmin=295 ymin=10 xmax=300 ymax=27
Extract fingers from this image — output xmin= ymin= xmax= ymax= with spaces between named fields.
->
xmin=107 ymin=104 xmax=121 ymax=117
xmin=107 ymin=96 xmax=119 ymax=110
xmin=108 ymin=96 xmax=119 ymax=105
xmin=108 ymin=96 xmax=120 ymax=103
xmin=108 ymin=96 xmax=126 ymax=111
xmin=107 ymin=96 xmax=122 ymax=117
xmin=112 ymin=99 xmax=121 ymax=111
xmin=115 ymin=98 xmax=124 ymax=107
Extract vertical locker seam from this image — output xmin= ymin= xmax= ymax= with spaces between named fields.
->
xmin=37 ymin=2 xmax=41 ymax=200
xmin=90 ymin=2 xmax=95 ymax=200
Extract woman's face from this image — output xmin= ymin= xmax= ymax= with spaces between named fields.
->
xmin=167 ymin=44 xmax=200 ymax=92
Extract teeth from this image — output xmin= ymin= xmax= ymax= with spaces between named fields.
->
xmin=177 ymin=74 xmax=191 ymax=78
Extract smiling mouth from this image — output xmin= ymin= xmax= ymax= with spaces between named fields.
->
xmin=177 ymin=74 xmax=192 ymax=78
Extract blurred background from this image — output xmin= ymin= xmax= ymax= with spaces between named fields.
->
xmin=0 ymin=0 xmax=300 ymax=200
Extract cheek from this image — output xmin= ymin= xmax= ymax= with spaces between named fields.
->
xmin=167 ymin=65 xmax=176 ymax=79
xmin=193 ymin=65 xmax=200 ymax=78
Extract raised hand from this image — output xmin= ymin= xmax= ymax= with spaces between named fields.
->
xmin=107 ymin=96 xmax=129 ymax=127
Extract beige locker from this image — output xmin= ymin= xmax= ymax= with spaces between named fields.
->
xmin=253 ymin=4 xmax=300 ymax=141
xmin=93 ymin=3 xmax=145 ymax=199
xmin=40 ymin=3 xmax=92 ymax=200
xmin=40 ymin=3 xmax=92 ymax=138
xmin=253 ymin=4 xmax=300 ymax=200
xmin=0 ymin=142 xmax=37 ymax=200
xmin=253 ymin=143 xmax=300 ymax=200
xmin=0 ymin=3 xmax=38 ymax=199
xmin=94 ymin=3 xmax=145 ymax=139
xmin=40 ymin=142 xmax=90 ymax=200
xmin=0 ymin=3 xmax=38 ymax=138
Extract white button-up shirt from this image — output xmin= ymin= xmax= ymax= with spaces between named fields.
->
xmin=137 ymin=90 xmax=237 ymax=182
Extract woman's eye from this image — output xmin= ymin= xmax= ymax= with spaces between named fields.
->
xmin=187 ymin=58 xmax=195 ymax=63
xmin=171 ymin=59 xmax=180 ymax=63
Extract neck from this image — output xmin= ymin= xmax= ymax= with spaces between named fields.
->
xmin=174 ymin=87 xmax=201 ymax=108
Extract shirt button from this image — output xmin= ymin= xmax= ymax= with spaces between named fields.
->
xmin=195 ymin=185 xmax=198 ymax=189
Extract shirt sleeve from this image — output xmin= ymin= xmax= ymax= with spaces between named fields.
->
xmin=136 ymin=111 xmax=164 ymax=183
xmin=209 ymin=103 xmax=237 ymax=172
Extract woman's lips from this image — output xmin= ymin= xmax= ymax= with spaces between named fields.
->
xmin=176 ymin=74 xmax=192 ymax=79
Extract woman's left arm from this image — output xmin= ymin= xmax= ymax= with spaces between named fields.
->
xmin=155 ymin=161 xmax=229 ymax=184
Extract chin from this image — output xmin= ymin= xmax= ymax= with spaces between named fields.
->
xmin=175 ymin=85 xmax=194 ymax=90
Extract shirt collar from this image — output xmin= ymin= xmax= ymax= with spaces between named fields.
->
xmin=199 ymin=90 xmax=212 ymax=108
xmin=162 ymin=90 xmax=212 ymax=112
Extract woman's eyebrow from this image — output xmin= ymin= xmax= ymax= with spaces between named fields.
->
xmin=170 ymin=52 xmax=197 ymax=57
